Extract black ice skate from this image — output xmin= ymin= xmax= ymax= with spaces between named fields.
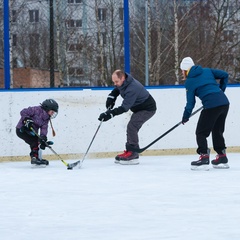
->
xmin=118 ymin=151 xmax=139 ymax=165
xmin=115 ymin=150 xmax=128 ymax=163
xmin=40 ymin=159 xmax=49 ymax=165
xmin=211 ymin=150 xmax=229 ymax=169
xmin=191 ymin=153 xmax=209 ymax=171
xmin=31 ymin=157 xmax=49 ymax=168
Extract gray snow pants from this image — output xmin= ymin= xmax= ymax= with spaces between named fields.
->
xmin=126 ymin=110 xmax=156 ymax=150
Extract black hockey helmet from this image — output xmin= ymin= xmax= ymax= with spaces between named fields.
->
xmin=41 ymin=99 xmax=59 ymax=113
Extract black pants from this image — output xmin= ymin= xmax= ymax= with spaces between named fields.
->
xmin=195 ymin=105 xmax=229 ymax=155
xmin=16 ymin=128 xmax=39 ymax=155
xmin=126 ymin=110 xmax=156 ymax=150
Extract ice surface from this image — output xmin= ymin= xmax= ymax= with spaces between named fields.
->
xmin=1 ymin=153 xmax=240 ymax=240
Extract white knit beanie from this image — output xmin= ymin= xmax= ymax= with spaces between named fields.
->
xmin=180 ymin=57 xmax=195 ymax=71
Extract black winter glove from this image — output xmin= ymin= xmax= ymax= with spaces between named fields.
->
xmin=106 ymin=95 xmax=116 ymax=109
xmin=105 ymin=88 xmax=120 ymax=109
xmin=182 ymin=118 xmax=189 ymax=125
xmin=98 ymin=110 xmax=114 ymax=122
xmin=40 ymin=135 xmax=47 ymax=145
xmin=98 ymin=107 xmax=125 ymax=122
xmin=23 ymin=118 xmax=34 ymax=130
xmin=40 ymin=139 xmax=54 ymax=150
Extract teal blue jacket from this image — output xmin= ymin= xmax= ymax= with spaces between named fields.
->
xmin=183 ymin=65 xmax=229 ymax=119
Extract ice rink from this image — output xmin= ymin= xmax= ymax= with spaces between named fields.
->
xmin=1 ymin=153 xmax=240 ymax=240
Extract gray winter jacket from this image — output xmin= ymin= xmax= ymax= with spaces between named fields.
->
xmin=114 ymin=73 xmax=156 ymax=113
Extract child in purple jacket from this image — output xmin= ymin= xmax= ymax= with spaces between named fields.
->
xmin=16 ymin=99 xmax=59 ymax=167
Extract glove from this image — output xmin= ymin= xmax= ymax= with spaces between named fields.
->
xmin=23 ymin=118 xmax=34 ymax=130
xmin=106 ymin=95 xmax=116 ymax=109
xmin=40 ymin=140 xmax=54 ymax=150
xmin=105 ymin=88 xmax=119 ymax=109
xmin=20 ymin=126 xmax=35 ymax=136
xmin=39 ymin=135 xmax=47 ymax=148
xmin=182 ymin=118 xmax=189 ymax=125
xmin=98 ymin=110 xmax=114 ymax=122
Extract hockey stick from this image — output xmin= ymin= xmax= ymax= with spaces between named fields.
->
xmin=30 ymin=127 xmax=76 ymax=169
xmin=70 ymin=119 xmax=104 ymax=168
xmin=128 ymin=106 xmax=203 ymax=153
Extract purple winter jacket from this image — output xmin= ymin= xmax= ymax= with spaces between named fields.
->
xmin=16 ymin=106 xmax=50 ymax=136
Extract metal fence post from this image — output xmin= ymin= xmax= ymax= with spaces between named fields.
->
xmin=124 ymin=0 xmax=130 ymax=73
xmin=3 ymin=0 xmax=11 ymax=89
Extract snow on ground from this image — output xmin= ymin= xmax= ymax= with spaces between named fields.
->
xmin=1 ymin=153 xmax=240 ymax=240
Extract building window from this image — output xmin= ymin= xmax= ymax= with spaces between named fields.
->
xmin=29 ymin=34 xmax=39 ymax=46
xmin=68 ymin=67 xmax=83 ymax=76
xmin=67 ymin=19 xmax=75 ymax=27
xmin=76 ymin=68 xmax=83 ymax=75
xmin=68 ymin=0 xmax=82 ymax=4
xmin=12 ymin=10 xmax=17 ymax=22
xmin=69 ymin=67 xmax=75 ymax=75
xmin=12 ymin=34 xmax=17 ymax=46
xmin=75 ymin=43 xmax=82 ymax=51
xmin=119 ymin=7 xmax=123 ymax=21
xmin=67 ymin=19 xmax=82 ymax=28
xmin=13 ymin=58 xmax=18 ymax=68
xmin=29 ymin=10 xmax=39 ymax=23
xmin=119 ymin=32 xmax=123 ymax=45
xmin=68 ymin=43 xmax=83 ymax=52
xmin=98 ymin=8 xmax=107 ymax=21
xmin=97 ymin=32 xmax=107 ymax=45
xmin=76 ymin=20 xmax=82 ymax=27
xmin=120 ymin=55 xmax=124 ymax=68
xmin=0 ymin=9 xmax=2 ymax=21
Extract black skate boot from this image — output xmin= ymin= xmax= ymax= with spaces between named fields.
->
xmin=30 ymin=147 xmax=48 ymax=168
xmin=191 ymin=152 xmax=210 ymax=171
xmin=118 ymin=151 xmax=139 ymax=165
xmin=115 ymin=150 xmax=128 ymax=163
xmin=211 ymin=150 xmax=229 ymax=169
xmin=41 ymin=159 xmax=49 ymax=165
xmin=31 ymin=157 xmax=48 ymax=167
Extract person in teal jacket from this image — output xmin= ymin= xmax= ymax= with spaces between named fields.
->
xmin=180 ymin=57 xmax=230 ymax=170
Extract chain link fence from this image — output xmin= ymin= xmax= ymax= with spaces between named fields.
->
xmin=130 ymin=0 xmax=240 ymax=85
xmin=0 ymin=0 xmax=240 ymax=88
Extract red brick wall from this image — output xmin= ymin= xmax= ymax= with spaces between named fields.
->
xmin=0 ymin=68 xmax=60 ymax=88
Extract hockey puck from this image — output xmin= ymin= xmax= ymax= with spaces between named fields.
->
xmin=67 ymin=167 xmax=73 ymax=170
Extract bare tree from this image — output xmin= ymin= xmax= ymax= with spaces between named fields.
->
xmin=129 ymin=0 xmax=240 ymax=85
xmin=5 ymin=0 xmax=240 ymax=87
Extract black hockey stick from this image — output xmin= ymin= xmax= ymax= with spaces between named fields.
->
xmin=30 ymin=127 xmax=77 ymax=169
xmin=70 ymin=119 xmax=104 ymax=168
xmin=128 ymin=106 xmax=203 ymax=153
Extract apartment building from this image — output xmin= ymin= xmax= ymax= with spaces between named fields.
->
xmin=1 ymin=0 xmax=239 ymax=87
xmin=6 ymin=0 xmax=124 ymax=87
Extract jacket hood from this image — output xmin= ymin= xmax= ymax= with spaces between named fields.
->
xmin=188 ymin=65 xmax=203 ymax=78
